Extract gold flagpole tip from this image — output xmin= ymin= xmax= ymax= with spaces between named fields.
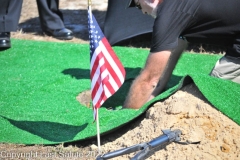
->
xmin=88 ymin=0 xmax=92 ymax=6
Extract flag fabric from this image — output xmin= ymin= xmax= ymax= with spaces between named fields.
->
xmin=88 ymin=6 xmax=126 ymax=120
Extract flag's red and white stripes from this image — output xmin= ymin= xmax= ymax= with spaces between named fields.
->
xmin=88 ymin=7 xmax=125 ymax=120
xmin=90 ymin=37 xmax=125 ymax=109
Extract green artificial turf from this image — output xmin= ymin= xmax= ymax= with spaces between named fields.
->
xmin=0 ymin=39 xmax=239 ymax=145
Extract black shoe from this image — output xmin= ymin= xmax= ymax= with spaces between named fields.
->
xmin=0 ymin=32 xmax=11 ymax=49
xmin=43 ymin=28 xmax=73 ymax=40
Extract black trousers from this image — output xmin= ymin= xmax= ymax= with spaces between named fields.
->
xmin=36 ymin=0 xmax=65 ymax=30
xmin=0 ymin=0 xmax=23 ymax=32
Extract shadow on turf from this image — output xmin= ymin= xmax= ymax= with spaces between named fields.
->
xmin=1 ymin=115 xmax=88 ymax=143
xmin=61 ymin=67 xmax=184 ymax=110
xmin=61 ymin=67 xmax=142 ymax=80
xmin=62 ymin=67 xmax=142 ymax=110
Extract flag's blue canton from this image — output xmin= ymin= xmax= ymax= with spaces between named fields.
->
xmin=88 ymin=12 xmax=104 ymax=58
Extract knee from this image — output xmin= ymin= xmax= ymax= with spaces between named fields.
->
xmin=210 ymin=56 xmax=240 ymax=84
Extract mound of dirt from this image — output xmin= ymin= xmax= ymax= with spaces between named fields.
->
xmin=95 ymin=83 xmax=240 ymax=160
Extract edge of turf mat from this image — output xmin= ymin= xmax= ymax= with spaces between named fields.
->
xmin=0 ymin=39 xmax=239 ymax=145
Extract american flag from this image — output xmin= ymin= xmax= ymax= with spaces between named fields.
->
xmin=88 ymin=6 xmax=126 ymax=120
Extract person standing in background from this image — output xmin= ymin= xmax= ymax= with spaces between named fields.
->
xmin=0 ymin=0 xmax=73 ymax=50
xmin=0 ymin=0 xmax=23 ymax=49
xmin=36 ymin=0 xmax=73 ymax=40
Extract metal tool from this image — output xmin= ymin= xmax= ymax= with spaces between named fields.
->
xmin=96 ymin=129 xmax=182 ymax=160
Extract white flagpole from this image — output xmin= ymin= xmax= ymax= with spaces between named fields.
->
xmin=96 ymin=109 xmax=101 ymax=154
xmin=88 ymin=0 xmax=101 ymax=154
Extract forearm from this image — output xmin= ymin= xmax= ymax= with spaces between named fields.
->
xmin=123 ymin=72 xmax=158 ymax=109
xmin=124 ymin=38 xmax=187 ymax=109
xmin=149 ymin=38 xmax=188 ymax=99
xmin=123 ymin=51 xmax=171 ymax=109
